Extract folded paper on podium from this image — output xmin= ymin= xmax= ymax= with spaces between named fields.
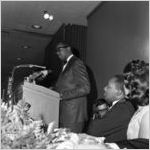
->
xmin=23 ymin=81 xmax=60 ymax=127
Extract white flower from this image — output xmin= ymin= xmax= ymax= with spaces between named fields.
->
xmin=55 ymin=141 xmax=75 ymax=149
xmin=69 ymin=133 xmax=79 ymax=145
xmin=47 ymin=121 xmax=56 ymax=134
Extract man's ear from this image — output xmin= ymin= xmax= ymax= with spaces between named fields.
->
xmin=67 ymin=46 xmax=72 ymax=52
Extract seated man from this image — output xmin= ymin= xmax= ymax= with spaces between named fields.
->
xmin=104 ymin=60 xmax=149 ymax=149
xmin=92 ymin=98 xmax=109 ymax=120
xmin=86 ymin=74 xmax=135 ymax=142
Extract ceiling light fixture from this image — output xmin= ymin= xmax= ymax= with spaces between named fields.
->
xmin=17 ymin=57 xmax=22 ymax=61
xmin=43 ymin=10 xmax=54 ymax=21
xmin=21 ymin=45 xmax=31 ymax=49
xmin=31 ymin=24 xmax=42 ymax=29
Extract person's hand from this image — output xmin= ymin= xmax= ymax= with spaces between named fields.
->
xmin=41 ymin=70 xmax=48 ymax=77
xmin=59 ymin=92 xmax=63 ymax=100
xmin=37 ymin=70 xmax=49 ymax=81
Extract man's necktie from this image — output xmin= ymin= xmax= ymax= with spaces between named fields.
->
xmin=63 ymin=60 xmax=67 ymax=65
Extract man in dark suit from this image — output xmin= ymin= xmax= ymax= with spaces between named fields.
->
xmin=86 ymin=75 xmax=135 ymax=142
xmin=55 ymin=41 xmax=90 ymax=133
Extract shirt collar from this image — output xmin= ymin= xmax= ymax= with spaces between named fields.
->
xmin=112 ymin=99 xmax=120 ymax=107
xmin=109 ymin=100 xmax=120 ymax=110
xmin=66 ymin=54 xmax=73 ymax=63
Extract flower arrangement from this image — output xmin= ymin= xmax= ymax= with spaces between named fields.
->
xmin=1 ymin=99 xmax=109 ymax=149
xmin=1 ymin=99 xmax=54 ymax=149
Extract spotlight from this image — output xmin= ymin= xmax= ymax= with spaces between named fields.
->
xmin=49 ymin=15 xmax=54 ymax=21
xmin=43 ymin=10 xmax=54 ymax=21
xmin=43 ymin=11 xmax=50 ymax=20
xmin=32 ymin=24 xmax=42 ymax=29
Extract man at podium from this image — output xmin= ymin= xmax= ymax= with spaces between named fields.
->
xmin=54 ymin=41 xmax=91 ymax=133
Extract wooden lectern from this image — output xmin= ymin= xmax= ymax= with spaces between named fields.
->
xmin=23 ymin=81 xmax=60 ymax=127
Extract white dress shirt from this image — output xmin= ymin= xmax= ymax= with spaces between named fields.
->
xmin=62 ymin=54 xmax=73 ymax=71
xmin=127 ymin=105 xmax=149 ymax=139
xmin=109 ymin=99 xmax=120 ymax=110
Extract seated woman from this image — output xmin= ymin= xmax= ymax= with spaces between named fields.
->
xmin=124 ymin=59 xmax=149 ymax=140
xmin=106 ymin=59 xmax=149 ymax=149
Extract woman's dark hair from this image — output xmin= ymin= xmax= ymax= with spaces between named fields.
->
xmin=123 ymin=59 xmax=149 ymax=75
xmin=124 ymin=60 xmax=149 ymax=109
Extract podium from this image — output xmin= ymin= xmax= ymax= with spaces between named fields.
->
xmin=23 ymin=81 xmax=60 ymax=127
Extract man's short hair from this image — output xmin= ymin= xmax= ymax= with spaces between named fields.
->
xmin=113 ymin=74 xmax=125 ymax=94
xmin=57 ymin=41 xmax=70 ymax=47
xmin=56 ymin=41 xmax=73 ymax=53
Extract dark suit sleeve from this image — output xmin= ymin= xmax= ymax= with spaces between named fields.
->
xmin=61 ymin=60 xmax=90 ymax=100
xmin=116 ymin=138 xmax=149 ymax=149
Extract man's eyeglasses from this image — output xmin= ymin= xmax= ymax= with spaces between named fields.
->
xmin=56 ymin=46 xmax=68 ymax=52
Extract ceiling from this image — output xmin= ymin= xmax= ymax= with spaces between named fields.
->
xmin=1 ymin=1 xmax=101 ymax=88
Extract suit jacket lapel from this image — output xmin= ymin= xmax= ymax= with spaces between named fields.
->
xmin=108 ymin=99 xmax=126 ymax=111
xmin=62 ymin=56 xmax=77 ymax=74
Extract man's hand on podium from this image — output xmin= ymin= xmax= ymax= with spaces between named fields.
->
xmin=41 ymin=70 xmax=49 ymax=76
xmin=37 ymin=69 xmax=52 ymax=81
xmin=59 ymin=92 xmax=63 ymax=100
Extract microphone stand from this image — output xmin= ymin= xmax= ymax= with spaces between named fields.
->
xmin=6 ymin=66 xmax=17 ymax=104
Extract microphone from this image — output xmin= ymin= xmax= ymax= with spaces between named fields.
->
xmin=15 ymin=64 xmax=46 ymax=69
xmin=12 ymin=64 xmax=46 ymax=82
xmin=28 ymin=64 xmax=46 ymax=69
